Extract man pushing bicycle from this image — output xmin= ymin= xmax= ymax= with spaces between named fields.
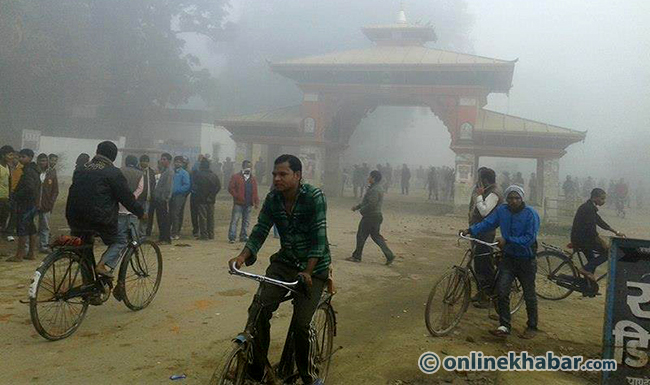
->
xmin=228 ymin=154 xmax=330 ymax=385
xmin=461 ymin=185 xmax=540 ymax=339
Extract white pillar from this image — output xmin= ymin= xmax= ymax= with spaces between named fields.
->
xmin=539 ymin=157 xmax=560 ymax=222
xmin=454 ymin=153 xmax=476 ymax=207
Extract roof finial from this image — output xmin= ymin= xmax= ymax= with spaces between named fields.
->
xmin=397 ymin=1 xmax=407 ymax=24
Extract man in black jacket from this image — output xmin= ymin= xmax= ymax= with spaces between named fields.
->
xmin=192 ymin=158 xmax=221 ymax=240
xmin=571 ymin=188 xmax=625 ymax=280
xmin=66 ymin=141 xmax=145 ymax=276
xmin=7 ymin=149 xmax=40 ymax=262
xmin=347 ymin=170 xmax=395 ymax=265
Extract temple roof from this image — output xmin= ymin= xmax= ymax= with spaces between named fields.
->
xmin=271 ymin=45 xmax=514 ymax=69
xmin=476 ymin=109 xmax=586 ymax=140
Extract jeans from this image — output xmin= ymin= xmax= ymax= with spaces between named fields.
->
xmin=245 ymin=259 xmax=326 ymax=384
xmin=472 ymin=232 xmax=496 ymax=293
xmin=352 ymin=214 xmax=394 ymax=261
xmin=197 ymin=203 xmax=215 ymax=239
xmin=155 ymin=199 xmax=171 ymax=243
xmin=100 ymin=214 xmax=137 ymax=269
xmin=139 ymin=201 xmax=152 ymax=236
xmin=38 ymin=211 xmax=51 ymax=249
xmin=170 ymin=194 xmax=188 ymax=237
xmin=190 ymin=194 xmax=199 ymax=236
xmin=497 ymin=256 xmax=538 ymax=331
xmin=228 ymin=204 xmax=252 ymax=242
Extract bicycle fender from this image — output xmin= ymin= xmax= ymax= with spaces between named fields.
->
xmin=233 ymin=334 xmax=248 ymax=344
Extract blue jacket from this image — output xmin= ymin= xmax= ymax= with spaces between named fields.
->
xmin=172 ymin=168 xmax=191 ymax=196
xmin=469 ymin=204 xmax=540 ymax=258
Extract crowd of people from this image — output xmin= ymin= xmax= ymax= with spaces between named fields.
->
xmin=342 ymin=162 xmax=455 ymax=201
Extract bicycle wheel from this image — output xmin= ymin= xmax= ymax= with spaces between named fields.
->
xmin=118 ymin=240 xmax=163 ymax=311
xmin=29 ymin=250 xmax=92 ymax=341
xmin=535 ymin=250 xmax=577 ymax=300
xmin=209 ymin=342 xmax=249 ymax=385
xmin=493 ymin=278 xmax=524 ymax=315
xmin=425 ymin=268 xmax=471 ymax=337
xmin=312 ymin=300 xmax=335 ymax=381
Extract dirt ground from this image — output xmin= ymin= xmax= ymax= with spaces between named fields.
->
xmin=0 ymin=186 xmax=646 ymax=384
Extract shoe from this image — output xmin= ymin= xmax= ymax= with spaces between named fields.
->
xmin=24 ymin=254 xmax=36 ymax=260
xmin=6 ymin=236 xmax=15 ymax=242
xmin=172 ymin=235 xmax=180 ymax=240
xmin=113 ymin=284 xmax=124 ymax=302
xmin=385 ymin=255 xmax=395 ymax=266
xmin=519 ymin=327 xmax=538 ymax=339
xmin=96 ymin=264 xmax=114 ymax=278
xmin=229 ymin=240 xmax=236 ymax=244
xmin=345 ymin=256 xmax=361 ymax=263
xmin=489 ymin=326 xmax=510 ymax=338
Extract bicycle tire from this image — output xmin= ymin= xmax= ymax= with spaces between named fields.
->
xmin=29 ymin=250 xmax=92 ymax=341
xmin=118 ymin=240 xmax=163 ymax=311
xmin=425 ymin=268 xmax=471 ymax=337
xmin=493 ymin=278 xmax=525 ymax=315
xmin=210 ymin=341 xmax=249 ymax=385
xmin=535 ymin=250 xmax=577 ymax=300
xmin=312 ymin=301 xmax=335 ymax=381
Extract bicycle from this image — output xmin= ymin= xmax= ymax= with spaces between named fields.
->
xmin=210 ymin=262 xmax=337 ymax=385
xmin=425 ymin=234 xmax=524 ymax=337
xmin=535 ymin=242 xmax=604 ymax=300
xmin=27 ymin=222 xmax=163 ymax=341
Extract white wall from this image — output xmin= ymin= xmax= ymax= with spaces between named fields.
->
xmin=202 ymin=124 xmax=235 ymax=161
xmin=39 ymin=136 xmax=125 ymax=177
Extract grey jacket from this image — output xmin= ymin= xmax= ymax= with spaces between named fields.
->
xmin=120 ymin=166 xmax=143 ymax=193
xmin=354 ymin=182 xmax=383 ymax=217
xmin=153 ymin=167 xmax=174 ymax=201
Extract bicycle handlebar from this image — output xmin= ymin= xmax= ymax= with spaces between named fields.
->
xmin=229 ymin=261 xmax=301 ymax=293
xmin=458 ymin=232 xmax=500 ymax=249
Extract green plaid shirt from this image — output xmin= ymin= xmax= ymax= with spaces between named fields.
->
xmin=245 ymin=183 xmax=331 ymax=275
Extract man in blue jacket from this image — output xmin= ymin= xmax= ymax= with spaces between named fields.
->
xmin=170 ymin=155 xmax=191 ymax=240
xmin=462 ymin=185 xmax=540 ymax=339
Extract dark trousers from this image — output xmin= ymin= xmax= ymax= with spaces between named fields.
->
xmin=197 ymin=203 xmax=214 ymax=239
xmin=0 ymin=198 xmax=10 ymax=233
xmin=145 ymin=200 xmax=156 ymax=236
xmin=583 ymin=247 xmax=608 ymax=274
xmin=401 ymin=181 xmax=409 ymax=195
xmin=190 ymin=194 xmax=199 ymax=236
xmin=352 ymin=215 xmax=394 ymax=261
xmin=497 ymin=256 xmax=538 ymax=331
xmin=169 ymin=194 xmax=187 ymax=237
xmin=154 ymin=199 xmax=171 ymax=242
xmin=246 ymin=259 xmax=326 ymax=384
xmin=6 ymin=199 xmax=17 ymax=235
xmin=472 ymin=232 xmax=496 ymax=293
xmin=428 ymin=187 xmax=438 ymax=200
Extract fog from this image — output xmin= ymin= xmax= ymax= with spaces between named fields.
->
xmin=180 ymin=0 xmax=650 ymax=184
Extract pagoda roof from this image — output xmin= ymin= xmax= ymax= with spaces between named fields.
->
xmin=271 ymin=45 xmax=515 ymax=70
xmin=476 ymin=109 xmax=586 ymax=140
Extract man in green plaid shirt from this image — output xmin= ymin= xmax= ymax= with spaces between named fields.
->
xmin=229 ymin=154 xmax=330 ymax=385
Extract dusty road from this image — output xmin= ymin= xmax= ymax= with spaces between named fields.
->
xmin=0 ymin=189 xmax=645 ymax=384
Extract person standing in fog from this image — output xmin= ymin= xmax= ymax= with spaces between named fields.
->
xmin=223 ymin=157 xmax=234 ymax=188
xmin=138 ymin=155 xmax=157 ymax=236
xmin=426 ymin=166 xmax=438 ymax=200
xmin=153 ymin=153 xmax=174 ymax=244
xmin=7 ymin=149 xmax=41 ymax=261
xmin=254 ymin=156 xmax=266 ymax=185
xmin=0 ymin=146 xmax=14 ymax=238
xmin=193 ymin=158 xmax=221 ymax=240
xmin=36 ymin=153 xmax=58 ymax=254
xmin=401 ymin=164 xmax=411 ymax=195
xmin=170 ymin=156 xmax=190 ymax=240
xmin=228 ymin=160 xmax=259 ymax=243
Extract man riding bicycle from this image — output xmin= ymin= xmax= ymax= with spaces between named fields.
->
xmin=66 ymin=142 xmax=145 ymax=280
xmin=570 ymin=188 xmax=624 ymax=281
xmin=228 ymin=154 xmax=329 ymax=385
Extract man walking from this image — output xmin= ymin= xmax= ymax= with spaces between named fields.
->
xmin=170 ymin=156 xmax=190 ymax=240
xmin=227 ymin=160 xmax=259 ymax=243
xmin=35 ymin=153 xmax=59 ymax=253
xmin=153 ymin=153 xmax=174 ymax=244
xmin=193 ymin=158 xmax=221 ymax=240
xmin=463 ymin=185 xmax=540 ymax=339
xmin=347 ymin=170 xmax=395 ymax=265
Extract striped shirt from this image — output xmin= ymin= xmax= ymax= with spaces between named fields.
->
xmin=245 ymin=183 xmax=331 ymax=275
